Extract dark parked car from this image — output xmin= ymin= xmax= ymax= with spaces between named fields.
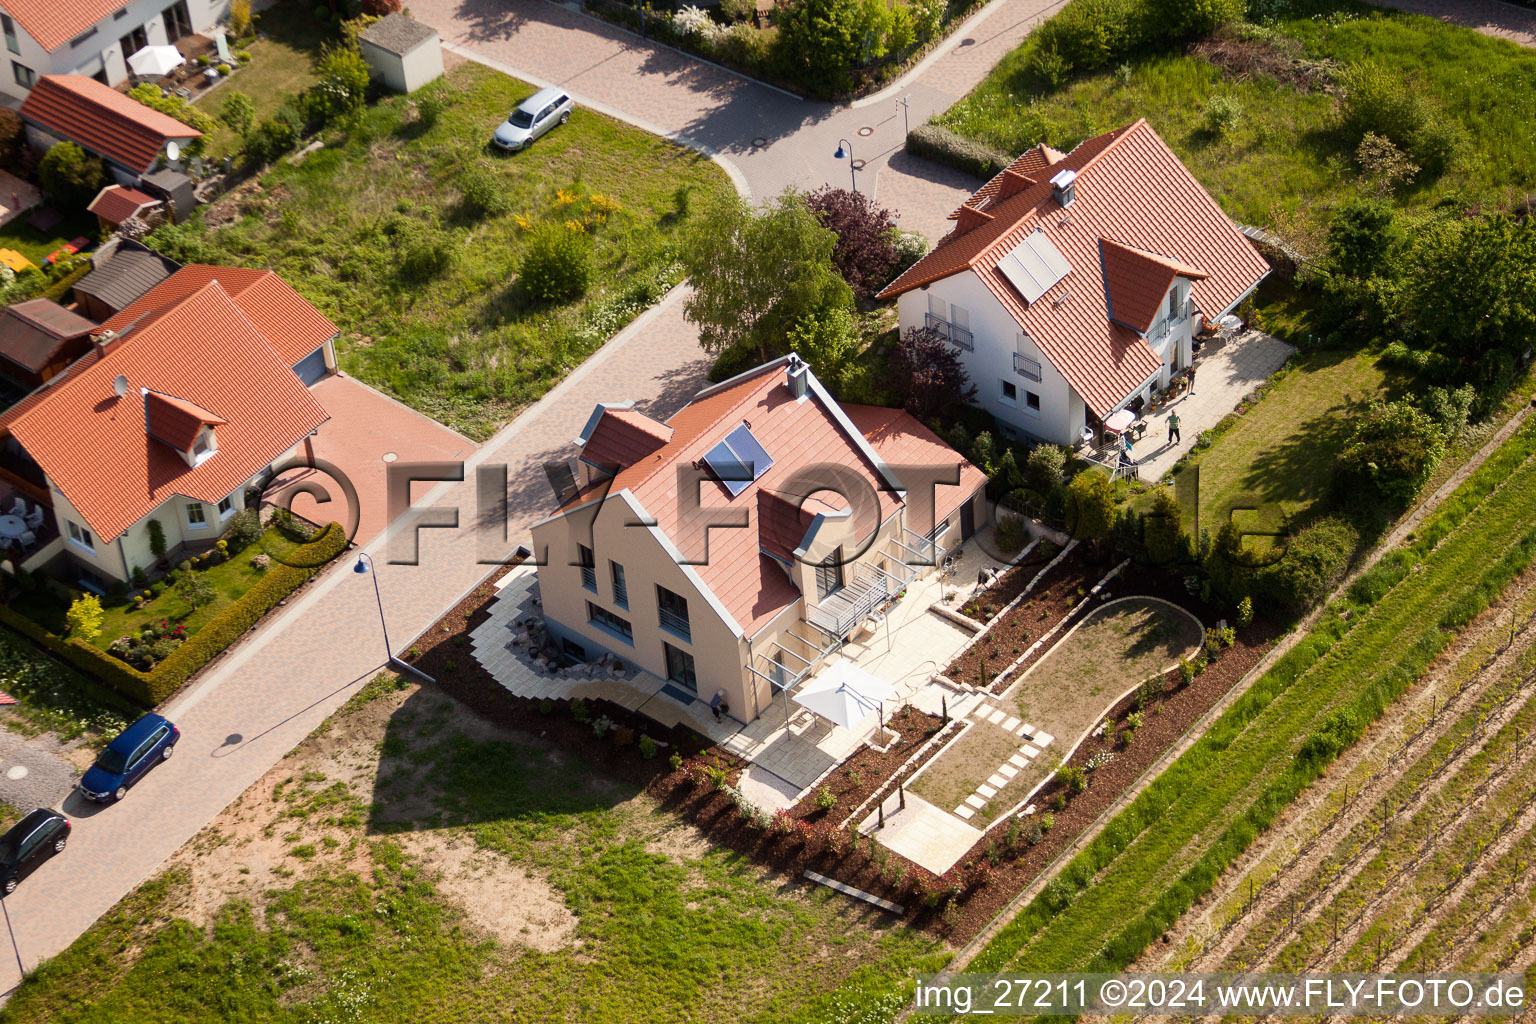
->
xmin=78 ymin=713 xmax=179 ymax=802
xmin=0 ymin=808 xmax=69 ymax=894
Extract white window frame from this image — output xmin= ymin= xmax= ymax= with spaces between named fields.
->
xmin=217 ymin=495 xmax=236 ymax=519
xmin=66 ymin=519 xmax=94 ymax=552
xmin=999 ymin=380 xmax=1018 ymax=406
xmin=186 ymin=502 xmax=208 ymax=529
xmin=1023 ymin=389 xmax=1042 ymax=415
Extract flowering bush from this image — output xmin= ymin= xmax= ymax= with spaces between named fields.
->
xmin=109 ymin=618 xmax=186 ymax=670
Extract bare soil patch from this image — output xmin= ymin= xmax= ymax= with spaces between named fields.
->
xmin=396 ymin=832 xmax=578 ymax=952
xmin=1190 ymin=24 xmax=1336 ymax=91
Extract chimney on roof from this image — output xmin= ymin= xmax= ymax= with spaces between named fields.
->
xmin=1051 ymin=169 xmax=1077 ymax=209
xmin=91 ymin=329 xmax=126 ymax=357
xmin=786 ymin=353 xmax=809 ymax=400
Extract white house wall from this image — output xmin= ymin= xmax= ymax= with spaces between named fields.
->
xmin=897 ymin=274 xmax=1085 ymax=447
xmin=0 ymin=0 xmax=226 ymax=105
xmin=44 ymin=479 xmax=247 ymax=586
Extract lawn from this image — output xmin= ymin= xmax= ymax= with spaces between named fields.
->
xmin=2 ymin=677 xmax=945 ymax=1023
xmin=1153 ymin=343 xmax=1393 ymax=537
xmin=150 ymin=60 xmax=733 ymax=440
xmin=192 ymin=1 xmax=328 ymax=160
xmin=17 ymin=526 xmax=300 ymax=652
xmin=909 ymin=714 xmax=1028 ymax=816
xmin=0 ymin=210 xmax=98 ymax=266
xmin=936 ymin=2 xmax=1536 ymax=238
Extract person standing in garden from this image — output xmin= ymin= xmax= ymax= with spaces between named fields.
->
xmin=1186 ymin=365 xmax=1197 ymax=396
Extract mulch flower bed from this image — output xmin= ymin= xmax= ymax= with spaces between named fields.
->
xmin=409 ymin=558 xmax=1282 ymax=943
xmin=947 ymin=547 xmax=1105 ymax=690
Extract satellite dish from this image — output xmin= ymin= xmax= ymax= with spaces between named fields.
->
xmin=165 ymin=141 xmax=180 ymax=162
xmin=113 ymin=374 xmax=129 ymax=398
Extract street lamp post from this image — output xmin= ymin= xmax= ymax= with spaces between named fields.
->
xmin=896 ymin=95 xmax=911 ymax=137
xmin=833 ymin=138 xmax=857 ymax=193
xmin=353 ymin=553 xmax=392 ymax=664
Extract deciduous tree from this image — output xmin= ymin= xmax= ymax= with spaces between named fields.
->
xmin=681 ymin=190 xmax=853 ymax=360
xmin=887 ymin=324 xmax=976 ymax=421
xmin=804 ymin=186 xmax=899 ymax=299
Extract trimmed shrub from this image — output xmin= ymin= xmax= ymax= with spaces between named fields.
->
xmin=1336 ymin=60 xmax=1465 ymax=177
xmin=0 ymin=108 xmax=23 ymax=170
xmin=519 ymin=223 xmax=594 ymax=303
xmin=906 ymin=123 xmax=1012 ymax=179
xmin=245 ymin=117 xmax=299 ymax=165
xmin=0 ymin=523 xmax=347 ymax=705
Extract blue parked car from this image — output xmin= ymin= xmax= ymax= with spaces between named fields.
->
xmin=78 ymin=713 xmax=179 ymax=802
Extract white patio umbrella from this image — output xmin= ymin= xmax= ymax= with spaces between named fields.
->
xmin=127 ymin=45 xmax=184 ymax=78
xmin=1103 ymin=408 xmax=1135 ymax=433
xmin=792 ymin=660 xmax=895 ymax=731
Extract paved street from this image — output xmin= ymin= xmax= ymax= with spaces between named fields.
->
xmin=0 ymin=0 xmax=1077 ymax=988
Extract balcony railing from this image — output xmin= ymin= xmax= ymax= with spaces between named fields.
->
xmin=925 ymin=312 xmax=974 ymax=351
xmin=658 ymin=606 xmax=691 ymax=642
xmin=1013 ymin=351 xmax=1043 ymax=381
xmin=1147 ymin=319 xmax=1171 ymax=344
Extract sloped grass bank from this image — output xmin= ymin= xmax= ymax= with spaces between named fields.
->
xmin=966 ymin=418 xmax=1536 ymax=982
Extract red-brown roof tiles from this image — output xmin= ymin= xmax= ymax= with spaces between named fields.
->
xmin=1 ymin=0 xmax=126 ymax=52
xmin=3 ymin=281 xmax=328 ymax=543
xmin=106 ymin=265 xmax=339 ymax=366
xmin=145 ymin=391 xmax=227 ymax=453
xmin=87 ymin=185 xmax=159 ymax=226
xmin=582 ymin=407 xmax=673 ymax=471
xmin=21 ymin=76 xmax=201 ymax=173
xmin=1100 ymin=239 xmax=1208 ymax=332
xmin=568 ymin=361 xmax=983 ymax=637
xmin=842 ymin=404 xmax=988 ymax=531
xmin=880 ymin=121 xmax=1269 ymax=416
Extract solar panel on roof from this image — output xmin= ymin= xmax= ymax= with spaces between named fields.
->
xmin=725 ymin=423 xmax=774 ymax=478
xmin=704 ymin=439 xmax=752 ymax=496
xmin=998 ymin=230 xmax=1071 ymax=304
xmin=703 ymin=423 xmax=775 ymax=497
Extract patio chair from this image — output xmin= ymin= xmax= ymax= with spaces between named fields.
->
xmin=24 ymin=508 xmax=43 ymax=530
xmin=7 ymin=497 xmax=24 ymax=517
xmin=17 ymin=529 xmax=35 ymax=549
xmin=0 ymin=537 xmax=12 ymax=551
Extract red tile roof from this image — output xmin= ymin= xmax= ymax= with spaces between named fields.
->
xmin=87 ymin=185 xmax=159 ymax=226
xmin=565 ymin=361 xmax=983 ymax=637
xmin=582 ymin=407 xmax=673 ymax=471
xmin=145 ymin=391 xmax=227 ymax=452
xmin=0 ymin=0 xmax=124 ymax=52
xmin=1 ymin=281 xmax=329 ymax=543
xmin=960 ymin=143 xmax=1067 ymax=215
xmin=879 ymin=120 xmax=1269 ymax=416
xmin=1100 ymin=239 xmax=1208 ymax=332
xmin=842 ymin=404 xmax=989 ymax=530
xmin=21 ymin=76 xmax=201 ymax=173
xmin=106 ymin=265 xmax=339 ymax=366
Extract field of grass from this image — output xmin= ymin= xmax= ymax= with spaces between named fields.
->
xmin=936 ymin=3 xmax=1536 ymax=236
xmin=18 ymin=527 xmax=300 ymax=651
xmin=2 ymin=678 xmax=943 ymax=1023
xmin=965 ymin=416 xmax=1536 ymax=982
xmin=152 ymin=61 xmax=731 ymax=440
xmin=193 ymin=2 xmax=328 ymax=160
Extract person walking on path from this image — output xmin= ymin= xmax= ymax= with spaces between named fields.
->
xmin=1168 ymin=411 xmax=1181 ymax=446
xmin=1187 ymin=365 xmax=1197 ymax=396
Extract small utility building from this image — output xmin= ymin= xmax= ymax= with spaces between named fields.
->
xmin=358 ymin=14 xmax=444 ymax=94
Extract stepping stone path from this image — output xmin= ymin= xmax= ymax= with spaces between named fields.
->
xmin=952 ymin=704 xmax=1055 ymax=820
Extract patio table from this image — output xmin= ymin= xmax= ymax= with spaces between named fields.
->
xmin=0 ymin=515 xmax=25 ymax=539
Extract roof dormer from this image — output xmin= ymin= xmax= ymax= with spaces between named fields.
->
xmin=144 ymin=389 xmax=226 ymax=468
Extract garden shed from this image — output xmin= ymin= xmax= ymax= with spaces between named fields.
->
xmin=358 ymin=14 xmax=444 ymax=95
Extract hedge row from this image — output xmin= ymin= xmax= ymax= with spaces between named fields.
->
xmin=906 ymin=123 xmax=1013 ymax=180
xmin=40 ymin=262 xmax=92 ymax=306
xmin=974 ymin=417 xmax=1536 ymax=972
xmin=0 ymin=523 xmax=347 ymax=706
